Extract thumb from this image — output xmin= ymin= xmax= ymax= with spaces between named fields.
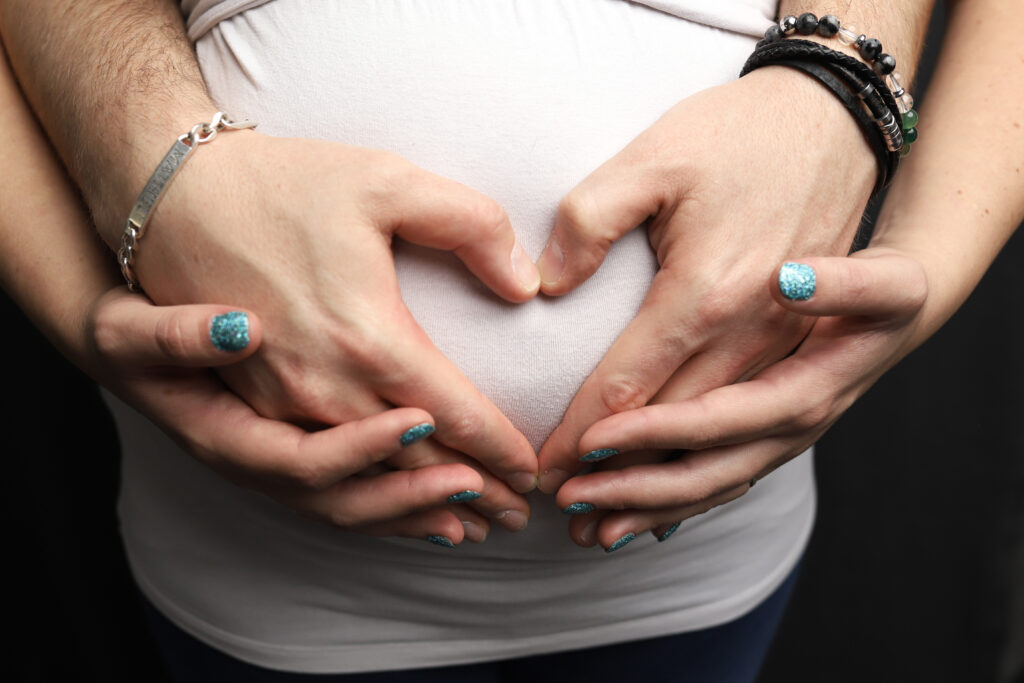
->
xmin=538 ymin=166 xmax=665 ymax=297
xmin=91 ymin=290 xmax=263 ymax=368
xmin=773 ymin=252 xmax=928 ymax=318
xmin=384 ymin=165 xmax=540 ymax=303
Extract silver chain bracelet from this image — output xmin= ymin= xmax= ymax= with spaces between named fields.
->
xmin=117 ymin=112 xmax=257 ymax=292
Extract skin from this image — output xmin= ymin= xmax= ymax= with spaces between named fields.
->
xmin=2 ymin=0 xmax=1017 ymax=556
xmin=0 ymin=46 xmax=499 ymax=544
xmin=0 ymin=0 xmax=542 ymax=533
xmin=546 ymin=0 xmax=1024 ymax=549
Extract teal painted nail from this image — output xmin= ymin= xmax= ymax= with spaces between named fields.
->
xmin=563 ymin=502 xmax=596 ymax=515
xmin=580 ymin=448 xmax=618 ymax=463
xmin=606 ymin=532 xmax=636 ymax=553
xmin=658 ymin=522 xmax=681 ymax=543
xmin=446 ymin=490 xmax=482 ymax=504
xmin=778 ymin=262 xmax=816 ymax=301
xmin=209 ymin=312 xmax=250 ymax=352
xmin=426 ymin=535 xmax=454 ymax=548
xmin=400 ymin=423 xmax=434 ymax=446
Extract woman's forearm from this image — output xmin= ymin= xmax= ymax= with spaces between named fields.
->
xmin=0 ymin=48 xmax=117 ymax=368
xmin=873 ymin=0 xmax=1024 ymax=343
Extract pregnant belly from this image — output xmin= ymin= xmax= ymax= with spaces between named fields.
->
xmin=197 ymin=0 xmax=757 ymax=446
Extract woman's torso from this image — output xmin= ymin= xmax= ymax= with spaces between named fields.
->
xmin=112 ymin=0 xmax=813 ymax=673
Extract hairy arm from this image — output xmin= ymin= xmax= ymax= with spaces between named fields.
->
xmin=0 ymin=0 xmax=213 ymax=240
xmin=0 ymin=0 xmax=541 ymax=528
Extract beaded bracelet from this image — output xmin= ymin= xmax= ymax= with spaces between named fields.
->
xmin=759 ymin=12 xmax=919 ymax=157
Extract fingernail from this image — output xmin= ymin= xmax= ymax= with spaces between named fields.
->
xmin=496 ymin=509 xmax=529 ymax=532
xmin=537 ymin=238 xmax=565 ymax=286
xmin=563 ymin=502 xmax=595 ymax=515
xmin=658 ymin=522 xmax=681 ymax=543
xmin=210 ymin=311 xmax=250 ymax=351
xmin=508 ymin=472 xmax=537 ymax=494
xmin=399 ymin=423 xmax=434 ymax=447
xmin=512 ymin=240 xmax=541 ymax=292
xmin=606 ymin=532 xmax=636 ymax=553
xmin=779 ymin=262 xmax=816 ymax=301
xmin=539 ymin=468 xmax=571 ymax=492
xmin=447 ymin=490 xmax=483 ymax=504
xmin=580 ymin=448 xmax=618 ymax=463
xmin=578 ymin=518 xmax=599 ymax=546
xmin=461 ymin=521 xmax=487 ymax=543
xmin=426 ymin=535 xmax=455 ymax=548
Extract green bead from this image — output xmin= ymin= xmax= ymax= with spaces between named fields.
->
xmin=904 ymin=127 xmax=919 ymax=144
xmin=901 ymin=109 xmax=918 ymax=130
xmin=900 ymin=144 xmax=911 ymax=157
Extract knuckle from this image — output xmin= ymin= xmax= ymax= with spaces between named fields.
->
xmin=466 ymin=196 xmax=509 ymax=239
xmin=154 ymin=313 xmax=192 ymax=361
xmin=836 ymin=263 xmax=872 ymax=310
xmin=598 ymin=375 xmax=649 ymax=415
xmin=789 ymin=395 xmax=833 ymax=433
xmin=558 ymin=190 xmax=608 ymax=244
xmin=280 ymin=454 xmax=333 ymax=491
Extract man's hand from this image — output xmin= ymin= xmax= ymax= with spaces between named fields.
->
xmin=536 ymin=68 xmax=875 ymax=495
xmin=132 ymin=132 xmax=542 ymax=528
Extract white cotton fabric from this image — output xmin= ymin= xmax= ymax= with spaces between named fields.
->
xmin=181 ymin=0 xmax=777 ymax=41
xmin=112 ymin=0 xmax=814 ymax=674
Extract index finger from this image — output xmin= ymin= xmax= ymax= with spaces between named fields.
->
xmin=372 ymin=320 xmax=540 ymax=494
xmin=537 ymin=269 xmax=708 ymax=492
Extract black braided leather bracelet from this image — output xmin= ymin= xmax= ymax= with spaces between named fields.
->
xmin=740 ymin=39 xmax=902 ymax=198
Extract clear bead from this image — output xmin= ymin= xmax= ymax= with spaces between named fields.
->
xmin=899 ymin=93 xmax=915 ymax=114
xmin=887 ymin=71 xmax=904 ymax=95
xmin=838 ymin=26 xmax=858 ymax=45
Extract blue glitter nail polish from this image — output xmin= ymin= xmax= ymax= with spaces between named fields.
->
xmin=426 ymin=535 xmax=455 ymax=548
xmin=562 ymin=502 xmax=596 ymax=515
xmin=778 ymin=262 xmax=816 ymax=301
xmin=580 ymin=448 xmax=619 ymax=462
xmin=606 ymin=532 xmax=637 ymax=553
xmin=446 ymin=490 xmax=483 ymax=504
xmin=400 ymin=423 xmax=434 ymax=447
xmin=658 ymin=522 xmax=681 ymax=543
xmin=209 ymin=312 xmax=250 ymax=352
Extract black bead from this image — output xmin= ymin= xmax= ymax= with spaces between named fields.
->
xmin=763 ymin=25 xmax=784 ymax=43
xmin=796 ymin=13 xmax=819 ymax=35
xmin=860 ymin=37 xmax=883 ymax=61
xmin=817 ymin=14 xmax=840 ymax=37
xmin=873 ymin=53 xmax=897 ymax=76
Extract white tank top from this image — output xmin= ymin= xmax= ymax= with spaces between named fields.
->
xmin=113 ymin=0 xmax=813 ymax=673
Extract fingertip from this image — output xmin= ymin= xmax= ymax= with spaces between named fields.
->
xmin=511 ymin=240 xmax=541 ymax=299
xmin=209 ymin=310 xmax=259 ymax=357
xmin=776 ymin=262 xmax=817 ymax=304
xmin=537 ymin=237 xmax=566 ymax=292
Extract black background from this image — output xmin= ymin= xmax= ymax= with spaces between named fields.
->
xmin=3 ymin=3 xmax=1022 ymax=680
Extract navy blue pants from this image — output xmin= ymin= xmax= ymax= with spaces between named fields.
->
xmin=144 ymin=561 xmax=800 ymax=683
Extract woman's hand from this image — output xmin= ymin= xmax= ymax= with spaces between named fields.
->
xmin=536 ymin=68 xmax=877 ymax=493
xmin=552 ymin=249 xmax=928 ymax=550
xmin=88 ymin=287 xmax=499 ymax=544
xmin=129 ymin=133 xmax=541 ymax=529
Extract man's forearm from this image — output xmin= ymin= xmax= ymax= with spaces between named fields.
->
xmin=0 ymin=0 xmax=215 ymax=243
xmin=777 ymin=1 xmax=936 ymax=82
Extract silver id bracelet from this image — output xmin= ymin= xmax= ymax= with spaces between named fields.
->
xmin=117 ymin=112 xmax=257 ymax=291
